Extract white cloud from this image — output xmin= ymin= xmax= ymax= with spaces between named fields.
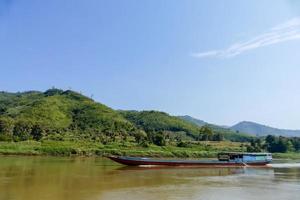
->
xmin=192 ymin=17 xmax=300 ymax=58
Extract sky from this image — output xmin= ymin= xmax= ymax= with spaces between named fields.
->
xmin=1 ymin=0 xmax=300 ymax=129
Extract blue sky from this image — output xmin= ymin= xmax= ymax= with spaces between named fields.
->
xmin=1 ymin=0 xmax=300 ymax=129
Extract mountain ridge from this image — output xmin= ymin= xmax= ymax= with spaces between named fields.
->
xmin=178 ymin=115 xmax=300 ymax=137
xmin=231 ymin=121 xmax=300 ymax=137
xmin=177 ymin=115 xmax=207 ymax=127
xmin=177 ymin=115 xmax=253 ymax=142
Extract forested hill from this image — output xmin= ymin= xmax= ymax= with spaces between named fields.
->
xmin=177 ymin=115 xmax=207 ymax=127
xmin=1 ymin=89 xmax=300 ymax=155
xmin=0 ymin=89 xmax=137 ymax=142
xmin=120 ymin=111 xmax=253 ymax=142
xmin=119 ymin=110 xmax=200 ymax=140
xmin=0 ymin=89 xmax=251 ymax=143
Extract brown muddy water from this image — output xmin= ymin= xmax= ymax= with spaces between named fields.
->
xmin=0 ymin=156 xmax=299 ymax=200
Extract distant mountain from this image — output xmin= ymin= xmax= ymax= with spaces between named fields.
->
xmin=178 ymin=115 xmax=253 ymax=142
xmin=177 ymin=115 xmax=207 ymax=127
xmin=231 ymin=121 xmax=300 ymax=137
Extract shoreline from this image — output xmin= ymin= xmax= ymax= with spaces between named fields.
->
xmin=0 ymin=141 xmax=299 ymax=159
xmin=0 ymin=152 xmax=299 ymax=160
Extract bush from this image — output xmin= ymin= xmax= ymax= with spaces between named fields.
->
xmin=177 ymin=141 xmax=190 ymax=147
xmin=0 ymin=134 xmax=13 ymax=141
xmin=0 ymin=117 xmax=14 ymax=136
xmin=151 ymin=131 xmax=166 ymax=146
xmin=13 ymin=120 xmax=33 ymax=141
xmin=31 ymin=124 xmax=45 ymax=140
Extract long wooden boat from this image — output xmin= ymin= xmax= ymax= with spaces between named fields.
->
xmin=108 ymin=152 xmax=272 ymax=167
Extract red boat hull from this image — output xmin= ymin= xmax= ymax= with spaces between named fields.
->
xmin=108 ymin=156 xmax=270 ymax=167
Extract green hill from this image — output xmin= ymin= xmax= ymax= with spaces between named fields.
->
xmin=0 ymin=89 xmax=252 ymax=144
xmin=1 ymin=89 xmax=299 ymax=157
xmin=119 ymin=111 xmax=253 ymax=142
xmin=119 ymin=110 xmax=200 ymax=140
xmin=0 ymin=89 xmax=137 ymax=142
xmin=178 ymin=115 xmax=207 ymax=126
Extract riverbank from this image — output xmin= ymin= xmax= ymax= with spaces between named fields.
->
xmin=0 ymin=141 xmax=299 ymax=159
xmin=0 ymin=140 xmax=242 ymax=158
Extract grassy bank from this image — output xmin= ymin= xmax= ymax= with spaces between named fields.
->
xmin=0 ymin=140 xmax=299 ymax=159
xmin=0 ymin=140 xmax=244 ymax=158
xmin=272 ymin=152 xmax=300 ymax=159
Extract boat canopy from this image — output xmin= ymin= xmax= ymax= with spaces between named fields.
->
xmin=217 ymin=152 xmax=272 ymax=162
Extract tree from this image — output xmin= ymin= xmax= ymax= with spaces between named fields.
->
xmin=0 ymin=117 xmax=14 ymax=141
xmin=0 ymin=104 xmax=7 ymax=114
xmin=31 ymin=124 xmax=45 ymax=141
xmin=198 ymin=125 xmax=213 ymax=141
xmin=177 ymin=140 xmax=189 ymax=147
xmin=247 ymin=138 xmax=264 ymax=152
xmin=13 ymin=120 xmax=33 ymax=141
xmin=265 ymin=135 xmax=276 ymax=144
xmin=291 ymin=138 xmax=300 ymax=151
xmin=152 ymin=131 xmax=166 ymax=146
xmin=265 ymin=135 xmax=277 ymax=152
xmin=199 ymin=133 xmax=208 ymax=141
xmin=286 ymin=141 xmax=295 ymax=152
xmin=44 ymin=88 xmax=64 ymax=96
xmin=0 ymin=117 xmax=14 ymax=136
xmin=212 ymin=133 xmax=224 ymax=141
xmin=134 ymin=130 xmax=147 ymax=144
xmin=276 ymin=137 xmax=288 ymax=153
xmin=265 ymin=136 xmax=289 ymax=153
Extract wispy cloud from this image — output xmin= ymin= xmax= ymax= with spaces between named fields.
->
xmin=192 ymin=17 xmax=300 ymax=58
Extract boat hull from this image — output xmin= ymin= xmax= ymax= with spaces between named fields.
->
xmin=108 ymin=156 xmax=270 ymax=167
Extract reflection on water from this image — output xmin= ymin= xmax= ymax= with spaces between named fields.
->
xmin=269 ymin=163 xmax=300 ymax=168
xmin=0 ymin=156 xmax=299 ymax=200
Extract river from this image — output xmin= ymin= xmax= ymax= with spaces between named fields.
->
xmin=0 ymin=156 xmax=299 ymax=200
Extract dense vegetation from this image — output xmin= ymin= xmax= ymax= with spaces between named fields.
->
xmin=119 ymin=110 xmax=199 ymax=143
xmin=177 ymin=115 xmax=207 ymax=126
xmin=246 ymin=135 xmax=300 ymax=153
xmin=0 ymin=89 xmax=231 ymax=146
xmin=0 ymin=89 xmax=299 ymax=158
xmin=0 ymin=89 xmax=137 ymax=143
